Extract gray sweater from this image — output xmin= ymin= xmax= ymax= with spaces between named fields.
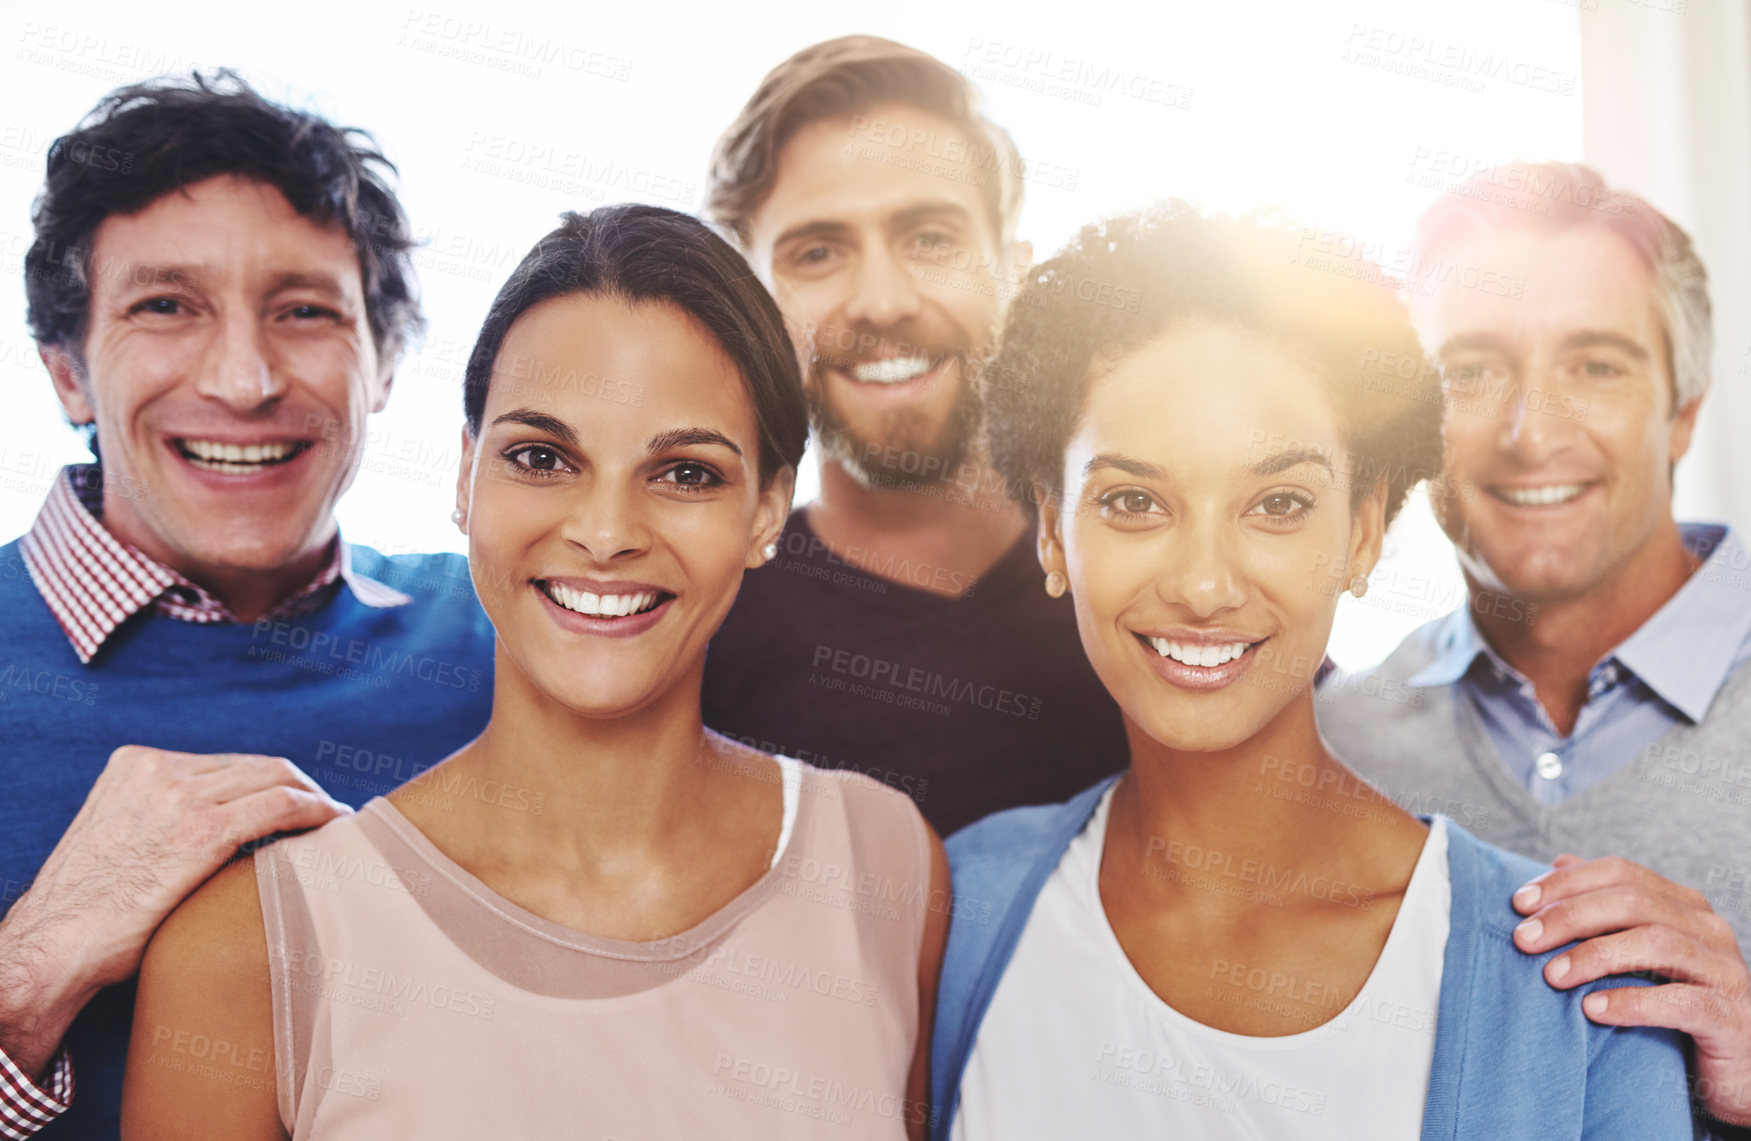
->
xmin=1318 ymin=618 xmax=1751 ymax=960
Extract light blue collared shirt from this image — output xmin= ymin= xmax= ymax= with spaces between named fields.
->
xmin=1407 ymin=523 xmax=1751 ymax=804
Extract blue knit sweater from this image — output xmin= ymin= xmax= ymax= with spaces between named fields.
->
xmin=931 ymin=776 xmax=1697 ymax=1140
xmin=0 ymin=539 xmax=497 ymax=1139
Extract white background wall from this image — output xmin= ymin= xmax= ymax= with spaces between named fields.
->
xmin=0 ymin=0 xmax=1664 ymax=668
xmin=1579 ymin=2 xmax=1751 ymax=538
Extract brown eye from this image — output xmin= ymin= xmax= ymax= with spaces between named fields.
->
xmin=1248 ymin=491 xmax=1314 ymax=523
xmin=657 ymin=461 xmax=725 ymax=492
xmin=671 ymin=463 xmax=711 ymax=486
xmin=505 ymin=444 xmax=570 ymax=474
xmin=1098 ymin=488 xmax=1159 ymax=517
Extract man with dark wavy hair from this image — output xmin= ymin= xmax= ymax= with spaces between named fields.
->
xmin=0 ymin=72 xmax=494 ymax=1138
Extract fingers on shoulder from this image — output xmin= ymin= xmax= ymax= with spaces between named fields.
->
xmin=225 ymin=783 xmax=346 ymax=844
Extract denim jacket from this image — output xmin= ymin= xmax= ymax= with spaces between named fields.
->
xmin=930 ymin=776 xmax=1696 ymax=1140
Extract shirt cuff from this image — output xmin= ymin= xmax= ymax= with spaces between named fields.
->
xmin=0 ymin=1045 xmax=73 ymax=1139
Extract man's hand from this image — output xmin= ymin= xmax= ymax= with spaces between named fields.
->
xmin=0 ymin=746 xmax=348 ymax=1081
xmin=1512 ymin=853 xmax=1751 ymax=1126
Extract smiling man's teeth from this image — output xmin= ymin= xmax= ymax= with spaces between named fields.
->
xmin=543 ymin=582 xmax=661 ymax=618
xmin=852 ymin=356 xmax=932 ymax=384
xmin=1498 ymin=483 xmax=1585 ymax=507
xmin=1147 ymin=638 xmax=1251 ymax=668
xmin=179 ymin=439 xmax=302 ymax=472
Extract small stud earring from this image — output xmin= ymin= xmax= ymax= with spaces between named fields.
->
xmin=1044 ymin=570 xmax=1068 ymax=598
xmin=1349 ymin=573 xmax=1369 ymax=598
xmin=451 ymin=509 xmax=466 ymax=524
xmin=762 ymin=542 xmax=778 ymax=561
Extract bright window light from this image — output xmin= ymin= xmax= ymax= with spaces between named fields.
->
xmin=0 ymin=0 xmax=1582 ymax=669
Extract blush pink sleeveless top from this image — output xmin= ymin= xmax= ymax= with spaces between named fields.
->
xmin=254 ymin=763 xmax=931 ymax=1138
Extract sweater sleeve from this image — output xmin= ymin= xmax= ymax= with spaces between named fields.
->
xmin=1581 ymin=1014 xmax=1698 ymax=1140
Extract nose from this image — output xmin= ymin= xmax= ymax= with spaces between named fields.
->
xmin=194 ymin=308 xmax=286 ymax=413
xmin=559 ymin=478 xmax=652 ymax=564
xmin=1154 ymin=515 xmax=1248 ymax=620
xmin=1497 ymin=373 xmax=1574 ymax=466
xmin=842 ymin=245 xmax=923 ymax=330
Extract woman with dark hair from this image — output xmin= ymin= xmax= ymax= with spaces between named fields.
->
xmin=123 ymin=204 xmax=947 ymax=1139
xmin=930 ymin=204 xmax=1690 ymax=1139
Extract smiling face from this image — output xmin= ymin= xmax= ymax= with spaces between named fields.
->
xmin=1042 ymin=321 xmax=1383 ymax=753
xmin=1421 ymin=226 xmax=1698 ymax=602
xmin=457 ymin=294 xmax=791 ymax=718
xmin=44 ymin=174 xmax=389 ymax=581
xmin=745 ymin=102 xmax=1022 ymax=486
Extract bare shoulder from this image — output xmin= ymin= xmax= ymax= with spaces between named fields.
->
xmin=147 ymin=854 xmax=268 ymax=971
xmin=124 ymin=854 xmax=284 ymax=1140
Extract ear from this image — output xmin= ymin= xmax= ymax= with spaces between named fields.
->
xmin=370 ymin=364 xmax=396 ymax=415
xmin=1005 ymin=239 xmax=1034 ymax=287
xmin=747 ymin=465 xmax=797 ymax=569
xmin=1668 ymin=394 xmax=1702 ymax=468
xmin=41 ymin=346 xmax=94 ymax=424
xmin=1347 ymin=478 xmax=1390 ymax=588
xmin=453 ymin=425 xmax=476 ymax=535
xmin=1035 ymin=480 xmax=1066 ymax=578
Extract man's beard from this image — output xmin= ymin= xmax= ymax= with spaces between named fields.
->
xmin=807 ymin=355 xmax=985 ymax=491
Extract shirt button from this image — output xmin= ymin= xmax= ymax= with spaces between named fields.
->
xmin=1535 ymin=751 xmax=1564 ymax=781
xmin=167 ymin=586 xmax=198 ymax=603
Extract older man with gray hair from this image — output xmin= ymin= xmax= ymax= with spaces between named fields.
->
xmin=1319 ymin=162 xmax=1751 ymax=1133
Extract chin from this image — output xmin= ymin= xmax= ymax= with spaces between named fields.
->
xmin=1130 ymin=707 xmax=1261 ymax=755
xmin=180 ymin=527 xmax=323 ymax=572
xmin=1144 ymin=727 xmax=1255 ymax=755
xmin=1476 ymin=546 xmax=1598 ymax=601
xmin=539 ymin=668 xmax=672 ymax=718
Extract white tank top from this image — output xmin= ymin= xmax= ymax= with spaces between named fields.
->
xmin=954 ymin=785 xmax=1450 ymax=1140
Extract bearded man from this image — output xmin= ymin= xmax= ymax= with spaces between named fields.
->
xmin=699 ymin=36 xmax=1125 ymax=835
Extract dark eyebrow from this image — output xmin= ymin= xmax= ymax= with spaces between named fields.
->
xmin=490 ymin=409 xmax=577 ymax=445
xmin=772 ymin=219 xmax=853 ymax=249
xmin=119 ymin=265 xmax=202 ymax=289
xmin=1250 ymin=448 xmax=1334 ymax=478
xmin=772 ymin=200 xmax=974 ymax=252
xmin=1436 ymin=332 xmax=1513 ymax=358
xmin=648 ymin=427 xmax=742 ymax=457
xmin=267 ymin=271 xmax=348 ymax=297
xmin=889 ymin=200 xmax=973 ymax=233
xmin=1559 ymin=329 xmax=1650 ymax=360
xmin=1083 ymin=452 xmax=1166 ymax=480
xmin=115 ymin=267 xmax=349 ymax=297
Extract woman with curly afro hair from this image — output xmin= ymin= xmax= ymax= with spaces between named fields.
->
xmin=928 ymin=203 xmax=1690 ymax=1140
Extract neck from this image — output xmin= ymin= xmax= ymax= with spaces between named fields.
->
xmin=1471 ymin=517 xmax=1697 ymax=734
xmin=99 ymin=484 xmax=336 ymax=623
xmin=437 ymin=652 xmax=735 ymax=865
xmin=194 ymin=544 xmax=335 ymax=623
xmin=1115 ymin=696 xmax=1386 ymax=873
xmin=809 ymin=455 xmax=1028 ymax=596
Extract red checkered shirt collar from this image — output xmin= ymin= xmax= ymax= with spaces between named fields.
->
xmin=19 ymin=464 xmax=411 ymax=664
